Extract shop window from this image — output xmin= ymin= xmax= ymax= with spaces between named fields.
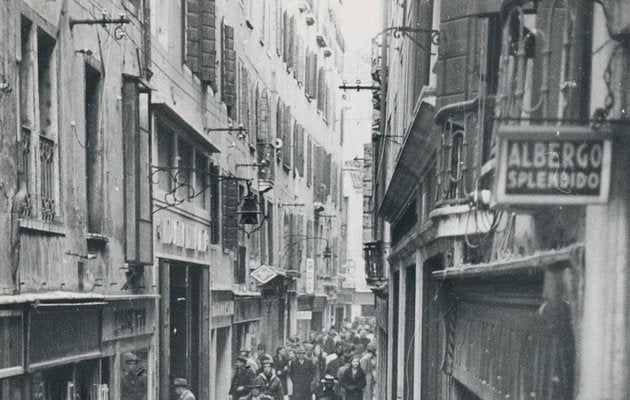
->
xmin=18 ymin=19 xmax=60 ymax=221
xmin=121 ymin=350 xmax=148 ymax=400
xmin=0 ymin=377 xmax=22 ymax=400
xmin=85 ymin=63 xmax=104 ymax=233
xmin=194 ymin=152 xmax=209 ymax=209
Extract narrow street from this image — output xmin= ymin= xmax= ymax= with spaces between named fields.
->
xmin=0 ymin=1 xmax=629 ymax=400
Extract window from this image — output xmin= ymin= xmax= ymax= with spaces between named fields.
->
xmin=221 ymin=177 xmax=240 ymax=251
xmin=276 ymin=99 xmax=284 ymax=163
xmin=282 ymin=109 xmax=293 ymax=171
xmin=85 ymin=63 xmax=104 ymax=233
xmin=305 ymin=51 xmax=318 ymax=98
xmin=184 ymin=0 xmax=217 ymax=86
xmin=18 ymin=19 xmax=60 ymax=222
xmin=156 ymin=123 xmax=174 ymax=192
xmin=195 ymin=152 xmax=209 ymax=209
xmin=294 ymin=124 xmax=305 ymax=177
xmin=306 ymin=136 xmax=313 ymax=187
xmin=275 ymin=0 xmax=282 ymax=56
xmin=177 ymin=139 xmax=193 ymax=202
xmin=267 ymin=201 xmax=274 ymax=264
xmin=221 ymin=22 xmax=237 ymax=119
xmin=316 ymin=68 xmax=327 ymax=115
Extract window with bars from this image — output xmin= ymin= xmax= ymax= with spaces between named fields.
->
xmin=18 ymin=18 xmax=60 ymax=222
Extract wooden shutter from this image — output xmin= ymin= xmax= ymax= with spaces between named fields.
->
xmin=222 ymin=24 xmax=237 ymax=119
xmin=275 ymin=0 xmax=282 ymax=56
xmin=210 ymin=164 xmax=220 ymax=244
xmin=331 ymin=162 xmax=338 ymax=205
xmin=276 ymin=100 xmax=284 ymax=163
xmin=122 ymin=77 xmax=152 ymax=265
xmin=317 ymin=68 xmax=326 ymax=113
xmin=185 ymin=0 xmax=201 ymax=73
xmin=295 ymin=125 xmax=305 ymax=177
xmin=306 ymin=135 xmax=313 ymax=187
xmin=309 ymin=53 xmax=318 ymax=98
xmin=282 ymin=12 xmax=289 ymax=63
xmin=282 ymin=106 xmax=292 ymax=171
xmin=200 ymin=0 xmax=217 ymax=87
xmin=258 ymin=91 xmax=275 ymax=184
xmin=297 ymin=37 xmax=305 ymax=84
xmin=324 ymin=152 xmax=331 ymax=198
xmin=288 ymin=16 xmax=296 ymax=69
xmin=314 ymin=145 xmax=326 ymax=203
xmin=240 ymin=66 xmax=250 ymax=128
xmin=435 ymin=17 xmax=473 ymax=106
xmin=222 ymin=178 xmax=239 ymax=251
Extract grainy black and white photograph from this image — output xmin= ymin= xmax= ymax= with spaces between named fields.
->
xmin=0 ymin=0 xmax=628 ymax=399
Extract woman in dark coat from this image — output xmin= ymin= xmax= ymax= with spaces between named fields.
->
xmin=339 ymin=355 xmax=366 ymax=400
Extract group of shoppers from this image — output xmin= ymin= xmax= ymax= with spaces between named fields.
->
xmin=229 ymin=322 xmax=377 ymax=400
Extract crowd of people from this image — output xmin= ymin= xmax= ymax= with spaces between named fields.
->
xmin=229 ymin=321 xmax=378 ymax=400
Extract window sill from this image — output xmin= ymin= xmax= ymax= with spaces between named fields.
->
xmin=19 ymin=218 xmax=66 ymax=236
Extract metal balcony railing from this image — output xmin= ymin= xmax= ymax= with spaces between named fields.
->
xmin=363 ymin=241 xmax=385 ymax=286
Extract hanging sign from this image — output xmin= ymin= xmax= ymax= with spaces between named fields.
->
xmin=251 ymin=264 xmax=278 ymax=285
xmin=496 ymin=126 xmax=612 ymax=204
xmin=305 ymin=258 xmax=315 ymax=294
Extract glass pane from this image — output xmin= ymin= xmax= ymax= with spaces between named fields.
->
xmin=121 ymin=349 xmax=148 ymax=400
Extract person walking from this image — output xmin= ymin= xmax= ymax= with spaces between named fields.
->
xmin=174 ymin=378 xmax=196 ymax=400
xmin=312 ymin=344 xmax=327 ymax=379
xmin=238 ymin=384 xmax=274 ymax=400
xmin=314 ymin=375 xmax=340 ymax=400
xmin=288 ymin=347 xmax=316 ymax=400
xmin=274 ymin=347 xmax=290 ymax=398
xmin=323 ymin=329 xmax=336 ymax=355
xmin=255 ymin=360 xmax=285 ymax=400
xmin=339 ymin=356 xmax=366 ymax=400
xmin=256 ymin=344 xmax=274 ymax=374
xmin=230 ymin=356 xmax=256 ymax=400
xmin=359 ymin=344 xmax=376 ymax=400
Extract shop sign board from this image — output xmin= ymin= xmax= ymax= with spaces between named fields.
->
xmin=102 ymin=300 xmax=154 ymax=342
xmin=251 ymin=264 xmax=278 ymax=285
xmin=496 ymin=126 xmax=612 ymax=204
xmin=305 ymin=258 xmax=315 ymax=294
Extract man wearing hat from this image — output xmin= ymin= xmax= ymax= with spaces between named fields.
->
xmin=241 ymin=348 xmax=260 ymax=373
xmin=256 ymin=343 xmax=273 ymax=374
xmin=314 ymin=375 xmax=340 ymax=400
xmin=289 ymin=347 xmax=316 ymax=400
xmin=230 ymin=356 xmax=256 ymax=400
xmin=173 ymin=378 xmax=195 ymax=400
xmin=360 ymin=343 xmax=376 ymax=400
xmin=254 ymin=360 xmax=284 ymax=400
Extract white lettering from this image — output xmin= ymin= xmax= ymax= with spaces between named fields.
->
xmin=562 ymin=143 xmax=575 ymax=168
xmin=533 ymin=142 xmax=547 ymax=168
xmin=576 ymin=143 xmax=589 ymax=169
xmin=590 ymin=144 xmax=602 ymax=168
xmin=508 ymin=142 xmax=521 ymax=167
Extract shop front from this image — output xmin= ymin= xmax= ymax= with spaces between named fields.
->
xmin=154 ymin=208 xmax=212 ymax=400
xmin=232 ymin=297 xmax=262 ymax=359
xmin=296 ymin=295 xmax=314 ymax=340
xmin=101 ymin=297 xmax=156 ymax=400
xmin=0 ymin=298 xmax=108 ymax=400
xmin=210 ymin=291 xmax=233 ymax=400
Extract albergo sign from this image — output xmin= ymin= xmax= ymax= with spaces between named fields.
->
xmin=496 ymin=125 xmax=612 ymax=204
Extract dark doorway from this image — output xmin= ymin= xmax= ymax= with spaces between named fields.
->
xmin=392 ymin=270 xmax=400 ymax=400
xmin=170 ymin=264 xmax=201 ymax=397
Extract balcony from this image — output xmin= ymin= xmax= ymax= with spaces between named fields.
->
xmin=363 ymin=241 xmax=385 ymax=286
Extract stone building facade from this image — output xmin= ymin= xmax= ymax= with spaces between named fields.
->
xmin=0 ymin=1 xmax=346 ymax=400
xmin=367 ymin=0 xmax=630 ymax=399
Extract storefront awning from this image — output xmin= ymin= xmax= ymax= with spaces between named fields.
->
xmin=152 ymin=102 xmax=220 ymax=153
xmin=378 ymin=101 xmax=440 ymax=221
xmin=0 ymin=291 xmax=105 ymax=305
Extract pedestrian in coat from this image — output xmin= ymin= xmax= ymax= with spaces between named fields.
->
xmin=274 ymin=347 xmax=290 ymax=396
xmin=339 ymin=356 xmax=366 ymax=400
xmin=359 ymin=345 xmax=376 ymax=400
xmin=254 ymin=361 xmax=285 ymax=400
xmin=323 ymin=329 xmax=336 ymax=355
xmin=230 ymin=357 xmax=256 ymax=400
xmin=312 ymin=344 xmax=327 ymax=379
xmin=174 ymin=378 xmax=196 ymax=400
xmin=289 ymin=347 xmax=316 ymax=400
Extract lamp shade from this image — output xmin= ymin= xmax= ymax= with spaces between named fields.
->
xmin=239 ymin=195 xmax=260 ymax=225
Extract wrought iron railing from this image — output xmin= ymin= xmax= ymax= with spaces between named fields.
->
xmin=39 ymin=135 xmax=55 ymax=221
xmin=363 ymin=241 xmax=385 ymax=285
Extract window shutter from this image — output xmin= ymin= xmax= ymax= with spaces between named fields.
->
xmin=295 ymin=125 xmax=305 ymax=177
xmin=324 ymin=152 xmax=332 ymax=198
xmin=306 ymin=135 xmax=313 ymax=187
xmin=331 ymin=162 xmax=338 ymax=205
xmin=185 ymin=0 xmax=201 ymax=73
xmin=314 ymin=145 xmax=326 ymax=202
xmin=282 ymin=106 xmax=292 ymax=171
xmin=288 ymin=16 xmax=296 ymax=69
xmin=200 ymin=0 xmax=217 ymax=87
xmin=222 ymin=24 xmax=237 ymax=119
xmin=309 ymin=54 xmax=318 ymax=98
xmin=122 ymin=77 xmax=153 ymax=265
xmin=317 ymin=68 xmax=326 ymax=113
xmin=258 ymin=91 xmax=275 ymax=186
xmin=276 ymin=100 xmax=284 ymax=163
xmin=240 ymin=66 xmax=250 ymax=128
xmin=275 ymin=0 xmax=282 ymax=56
xmin=210 ymin=164 xmax=220 ymax=244
xmin=297 ymin=37 xmax=305 ymax=84
xmin=435 ymin=17 xmax=473 ymax=106
xmin=282 ymin=12 xmax=289 ymax=63
xmin=222 ymin=178 xmax=239 ymax=251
